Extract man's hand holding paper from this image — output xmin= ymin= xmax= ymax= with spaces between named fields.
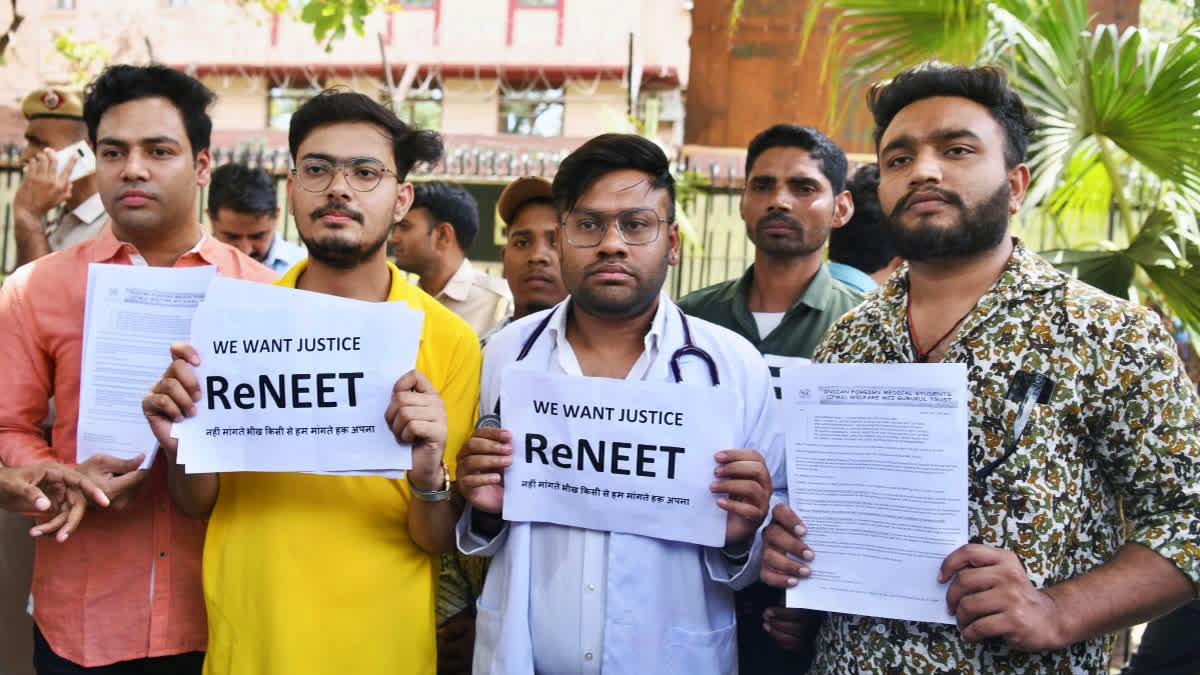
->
xmin=940 ymin=543 xmax=1066 ymax=651
xmin=761 ymin=502 xmax=815 ymax=588
xmin=490 ymin=367 xmax=766 ymax=547
xmin=385 ymin=369 xmax=448 ymax=492
xmin=768 ymin=363 xmax=970 ymax=625
xmin=712 ymin=448 xmax=771 ymax=548
xmin=144 ymin=342 xmax=204 ymax=462
xmin=162 ymin=277 xmax=426 ymax=475
xmin=457 ymin=426 xmax=512 ymax=515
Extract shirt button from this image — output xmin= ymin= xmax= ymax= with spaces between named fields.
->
xmin=585 ymin=583 xmax=595 ymax=592
xmin=584 ymin=651 xmax=593 ymax=661
xmin=159 ymin=551 xmax=167 ymax=558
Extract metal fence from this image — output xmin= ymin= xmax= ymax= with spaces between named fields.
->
xmin=0 ymin=145 xmax=754 ymax=299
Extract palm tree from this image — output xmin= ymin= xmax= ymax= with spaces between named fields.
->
xmin=984 ymin=2 xmax=1200 ymax=332
xmin=734 ymin=0 xmax=1200 ymax=336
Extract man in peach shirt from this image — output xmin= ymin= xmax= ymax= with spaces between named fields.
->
xmin=0 ymin=64 xmax=275 ymax=673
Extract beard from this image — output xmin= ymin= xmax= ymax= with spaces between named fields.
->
xmin=299 ymin=201 xmax=388 ymax=270
xmin=749 ymin=212 xmax=828 ymax=257
xmin=884 ymin=182 xmax=1011 ymax=262
xmin=569 ymin=253 xmax=668 ymax=320
xmin=301 ymin=229 xmax=390 ymax=270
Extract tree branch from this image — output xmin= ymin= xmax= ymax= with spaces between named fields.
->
xmin=0 ymin=0 xmax=25 ymax=60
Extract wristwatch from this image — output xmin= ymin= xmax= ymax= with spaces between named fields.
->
xmin=407 ymin=463 xmax=451 ymax=502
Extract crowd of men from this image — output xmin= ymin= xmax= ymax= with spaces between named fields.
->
xmin=0 ymin=60 xmax=1195 ymax=675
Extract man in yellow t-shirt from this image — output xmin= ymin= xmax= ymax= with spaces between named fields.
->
xmin=143 ymin=91 xmax=481 ymax=674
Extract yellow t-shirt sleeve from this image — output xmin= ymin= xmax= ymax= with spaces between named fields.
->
xmin=434 ymin=323 xmax=481 ymax=481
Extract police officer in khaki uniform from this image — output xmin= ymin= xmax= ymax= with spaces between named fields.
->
xmin=2 ymin=88 xmax=107 ymax=674
xmin=13 ymin=87 xmax=107 ymax=267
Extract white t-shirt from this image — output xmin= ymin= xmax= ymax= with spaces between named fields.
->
xmin=752 ymin=311 xmax=786 ymax=339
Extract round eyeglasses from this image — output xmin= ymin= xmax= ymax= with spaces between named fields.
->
xmin=292 ymin=157 xmax=396 ymax=193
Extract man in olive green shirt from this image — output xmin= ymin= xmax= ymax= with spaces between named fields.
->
xmin=677 ymin=124 xmax=861 ymax=674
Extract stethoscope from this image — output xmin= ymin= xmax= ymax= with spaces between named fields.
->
xmin=489 ymin=304 xmax=720 ymax=418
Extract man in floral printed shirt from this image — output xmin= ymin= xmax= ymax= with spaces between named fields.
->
xmin=760 ymin=63 xmax=1200 ymax=673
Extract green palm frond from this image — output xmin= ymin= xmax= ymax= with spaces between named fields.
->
xmin=794 ymin=0 xmax=1047 ymax=136
xmin=798 ymin=0 xmax=1047 ymax=77
xmin=752 ymin=0 xmax=1200 ymax=342
xmin=1040 ymin=141 xmax=1112 ymax=232
xmin=1043 ymin=246 xmax=1136 ymax=299
xmin=1047 ymin=209 xmax=1200 ymax=335
xmin=826 ymin=0 xmax=989 ymax=74
xmin=992 ymin=8 xmax=1200 ymax=238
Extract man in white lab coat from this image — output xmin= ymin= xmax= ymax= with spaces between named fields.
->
xmin=456 ymin=133 xmax=783 ymax=674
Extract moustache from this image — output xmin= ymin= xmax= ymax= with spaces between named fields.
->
xmin=756 ymin=213 xmax=801 ymax=230
xmin=310 ymin=202 xmax=365 ymax=224
xmin=895 ymin=186 xmax=965 ymax=215
xmin=117 ymin=184 xmax=159 ymax=200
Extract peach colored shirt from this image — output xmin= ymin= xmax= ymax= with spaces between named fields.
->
xmin=0 ymin=227 xmax=277 ymax=667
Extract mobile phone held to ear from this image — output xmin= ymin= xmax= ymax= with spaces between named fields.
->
xmin=54 ymin=140 xmax=96 ymax=183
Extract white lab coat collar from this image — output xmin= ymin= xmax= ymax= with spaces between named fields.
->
xmin=542 ymin=293 xmax=668 ymax=377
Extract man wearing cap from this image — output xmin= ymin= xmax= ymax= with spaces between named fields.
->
xmin=485 ymin=176 xmax=568 ymax=339
xmin=433 ymin=177 xmax=567 ymax=674
xmin=0 ymin=64 xmax=277 ymax=674
xmin=13 ymin=87 xmax=106 ymax=267
xmin=2 ymin=87 xmax=107 ymax=675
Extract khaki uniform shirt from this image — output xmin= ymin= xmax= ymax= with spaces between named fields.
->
xmin=436 ymin=258 xmax=512 ymax=337
xmin=810 ymin=240 xmax=1200 ymax=674
xmin=47 ymin=192 xmax=107 ymax=252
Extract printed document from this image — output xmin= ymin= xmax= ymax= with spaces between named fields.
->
xmin=780 ymin=363 xmax=968 ymax=624
xmin=78 ymin=264 xmax=217 ymax=468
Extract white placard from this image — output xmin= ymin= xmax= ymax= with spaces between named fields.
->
xmin=781 ymin=363 xmax=969 ymax=624
xmin=172 ymin=279 xmax=423 ymax=474
xmin=499 ymin=367 xmax=736 ymax=547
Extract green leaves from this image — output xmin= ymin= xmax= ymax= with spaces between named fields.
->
xmin=256 ymin=0 xmax=389 ymax=51
xmin=793 ymin=0 xmax=1045 ymax=133
xmin=993 ymin=7 xmax=1200 ymax=232
xmin=52 ymin=31 xmax=111 ymax=85
xmin=798 ymin=1 xmax=1057 ymax=79
xmin=781 ymin=0 xmax=1200 ymax=345
xmin=986 ymin=4 xmax=1200 ymax=335
xmin=830 ymin=0 xmax=990 ymax=75
xmin=1047 ymin=209 xmax=1200 ymax=335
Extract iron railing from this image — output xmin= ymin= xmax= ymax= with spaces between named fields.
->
xmin=0 ymin=144 xmax=754 ymax=299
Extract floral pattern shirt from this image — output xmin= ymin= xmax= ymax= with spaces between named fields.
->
xmin=809 ymin=240 xmax=1200 ymax=674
